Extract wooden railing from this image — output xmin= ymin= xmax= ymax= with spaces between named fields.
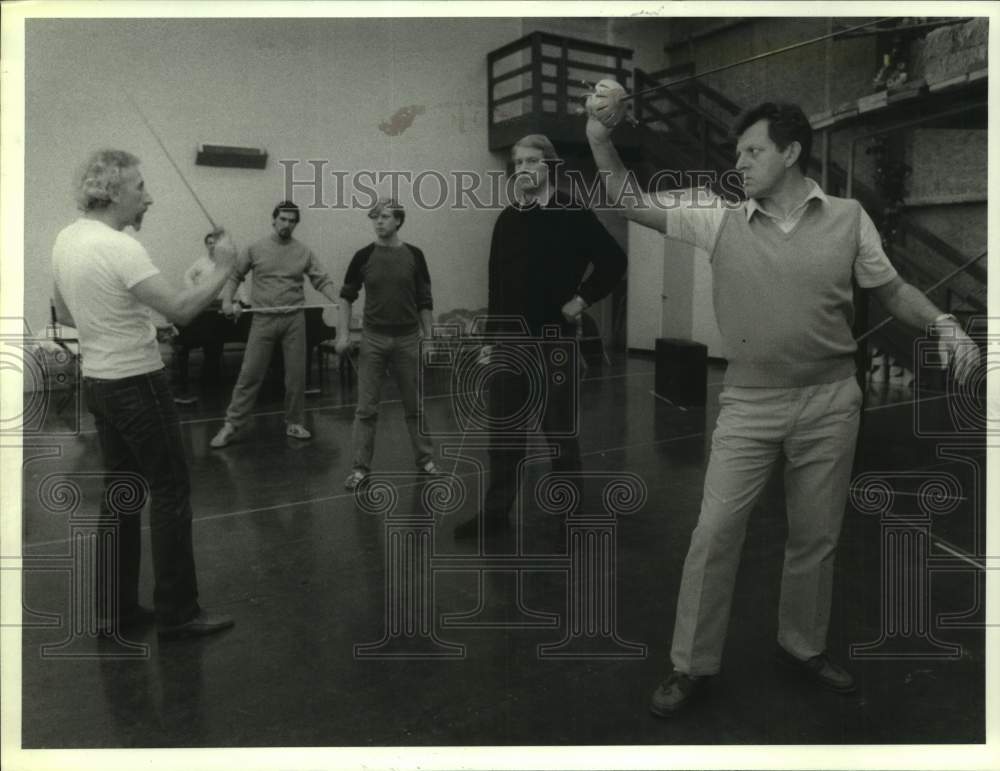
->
xmin=633 ymin=67 xmax=740 ymax=171
xmin=487 ymin=32 xmax=632 ymax=147
xmin=629 ymin=63 xmax=986 ymax=378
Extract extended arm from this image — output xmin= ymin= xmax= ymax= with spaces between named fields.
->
xmin=306 ymin=251 xmax=338 ymax=305
xmin=335 ymin=298 xmax=353 ymax=354
xmin=131 ymin=232 xmax=238 ymax=326
xmin=419 ymin=308 xmax=434 ymax=339
xmin=336 ymin=249 xmax=367 ymax=354
xmin=585 ymin=81 xmax=665 ymax=233
xmin=182 ymin=261 xmax=200 ymax=289
xmin=871 ymin=276 xmax=979 ymax=384
xmin=220 ymin=247 xmax=252 ymax=317
xmin=413 ymin=246 xmax=434 ymax=339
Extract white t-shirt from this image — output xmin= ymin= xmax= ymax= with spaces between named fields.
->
xmin=183 ymin=255 xmax=215 ymax=288
xmin=185 ymin=255 xmax=250 ymax=303
xmin=52 ymin=218 xmax=163 ymax=379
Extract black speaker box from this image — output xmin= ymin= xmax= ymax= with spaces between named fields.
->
xmin=196 ymin=144 xmax=268 ymax=169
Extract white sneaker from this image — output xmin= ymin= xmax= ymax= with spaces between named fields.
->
xmin=210 ymin=422 xmax=239 ymax=448
xmin=286 ymin=423 xmax=312 ymax=440
xmin=344 ymin=468 xmax=368 ymax=490
xmin=419 ymin=460 xmax=444 ymax=475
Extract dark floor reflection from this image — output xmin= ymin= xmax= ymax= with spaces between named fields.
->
xmin=20 ymin=358 xmax=985 ymax=747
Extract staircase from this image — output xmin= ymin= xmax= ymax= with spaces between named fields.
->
xmin=484 ymin=26 xmax=987 ymax=384
xmin=625 ymin=66 xmax=987 ymax=389
xmin=632 ymin=65 xmax=739 ymax=191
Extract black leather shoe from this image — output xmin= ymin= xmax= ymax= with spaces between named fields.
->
xmin=453 ymin=514 xmax=510 ymax=541
xmin=776 ymin=646 xmax=856 ymax=693
xmin=158 ymin=610 xmax=235 ymax=641
xmin=97 ymin=604 xmax=156 ymax=636
xmin=650 ymin=670 xmax=710 ymax=717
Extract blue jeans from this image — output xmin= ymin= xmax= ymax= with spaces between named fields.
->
xmin=83 ymin=368 xmax=200 ymax=626
xmin=351 ymin=329 xmax=434 ymax=471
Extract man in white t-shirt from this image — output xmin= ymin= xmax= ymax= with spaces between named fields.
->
xmin=171 ymin=231 xmax=251 ymax=404
xmin=184 ymin=230 xmax=251 ymax=304
xmin=51 ymin=149 xmax=237 ymax=641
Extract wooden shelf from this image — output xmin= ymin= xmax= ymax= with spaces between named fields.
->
xmin=809 ymin=70 xmax=986 ymax=132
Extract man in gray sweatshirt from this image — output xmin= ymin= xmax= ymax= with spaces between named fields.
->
xmin=586 ymin=84 xmax=980 ymax=716
xmin=211 ymin=201 xmax=338 ymax=447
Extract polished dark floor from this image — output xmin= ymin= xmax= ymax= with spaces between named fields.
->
xmin=20 ymin=351 xmax=985 ymax=747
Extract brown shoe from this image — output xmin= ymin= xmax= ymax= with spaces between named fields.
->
xmin=776 ymin=646 xmax=856 ymax=693
xmin=649 ymin=670 xmax=709 ymax=717
xmin=158 ymin=610 xmax=234 ymax=641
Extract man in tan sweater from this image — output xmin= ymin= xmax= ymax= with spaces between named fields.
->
xmin=211 ymin=201 xmax=338 ymax=447
xmin=586 ymin=84 xmax=980 ymax=716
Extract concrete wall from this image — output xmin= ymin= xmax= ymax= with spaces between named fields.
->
xmin=627 ymin=194 xmax=723 ymax=356
xmin=911 ymin=18 xmax=988 ymax=82
xmin=660 ymin=17 xmax=876 ymax=116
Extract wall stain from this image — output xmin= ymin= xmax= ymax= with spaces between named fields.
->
xmin=379 ymin=105 xmax=427 ymax=136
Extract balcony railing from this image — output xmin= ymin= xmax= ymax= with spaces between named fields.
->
xmin=487 ymin=31 xmax=633 ymax=150
xmin=633 ymin=66 xmax=740 ymax=172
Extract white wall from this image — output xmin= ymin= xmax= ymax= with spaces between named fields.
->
xmin=626 ymin=221 xmax=667 ymax=350
xmin=627 ymin=219 xmax=722 ymax=356
xmin=25 ymin=18 xmax=521 ymax=333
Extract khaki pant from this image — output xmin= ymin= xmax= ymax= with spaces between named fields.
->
xmin=670 ymin=375 xmax=862 ymax=675
xmin=225 ymin=312 xmax=306 ymax=429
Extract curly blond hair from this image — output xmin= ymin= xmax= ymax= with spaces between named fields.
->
xmin=74 ymin=149 xmax=141 ymax=211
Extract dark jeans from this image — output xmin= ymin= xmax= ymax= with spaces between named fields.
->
xmin=484 ymin=358 xmax=582 ymax=521
xmin=83 ymin=368 xmax=200 ymax=626
xmin=172 ymin=340 xmax=223 ymax=392
xmin=352 ymin=328 xmax=434 ymax=472
xmin=172 ymin=299 xmax=226 ymax=392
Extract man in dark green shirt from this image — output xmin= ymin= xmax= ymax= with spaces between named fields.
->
xmin=336 ymin=198 xmax=440 ymax=488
